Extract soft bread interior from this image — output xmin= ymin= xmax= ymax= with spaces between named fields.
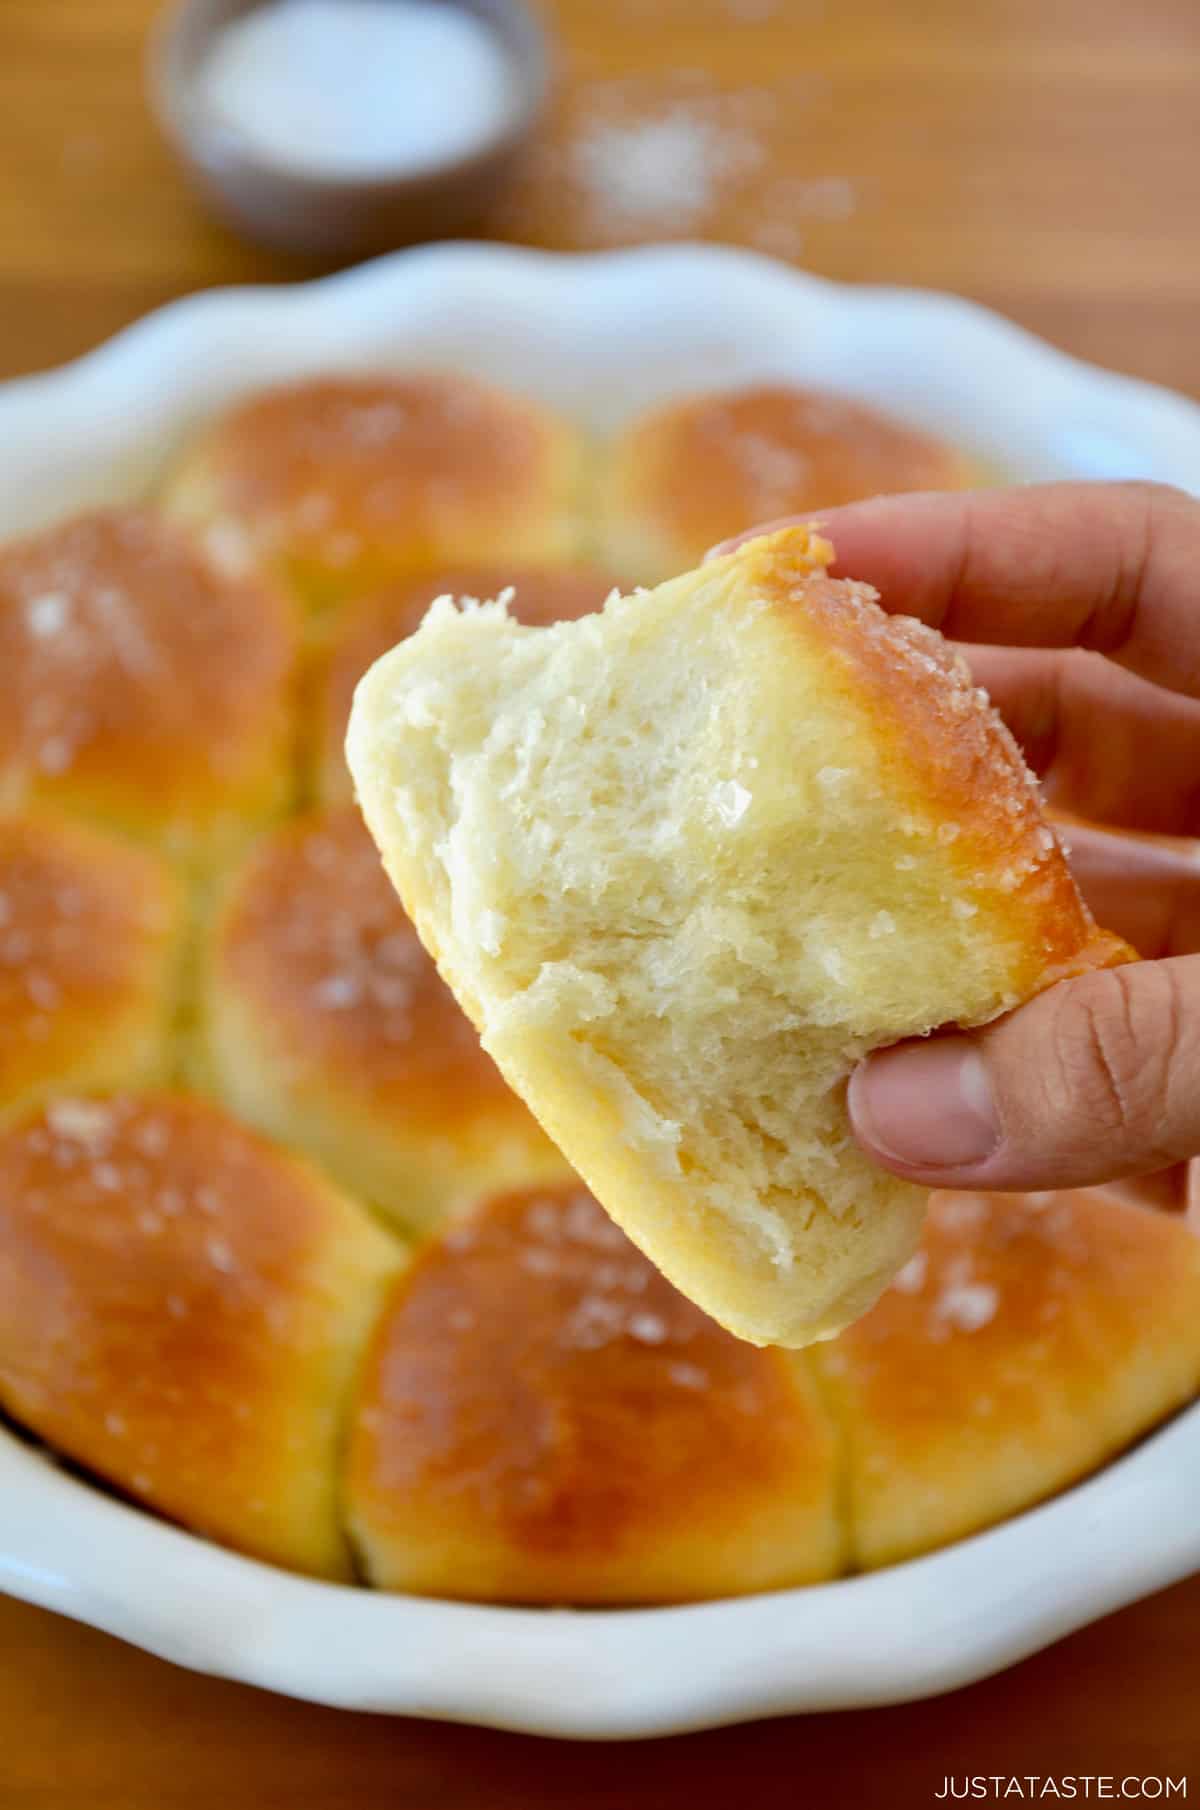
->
xmin=347 ymin=529 xmax=1125 ymax=1347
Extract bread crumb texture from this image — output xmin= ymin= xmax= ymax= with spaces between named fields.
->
xmin=347 ymin=526 xmax=1129 ymax=1347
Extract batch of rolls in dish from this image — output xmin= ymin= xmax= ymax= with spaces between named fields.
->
xmin=0 ymin=371 xmax=1198 ymax=1602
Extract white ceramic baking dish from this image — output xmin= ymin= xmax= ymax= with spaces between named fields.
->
xmin=1 ymin=243 xmax=1198 ymax=1738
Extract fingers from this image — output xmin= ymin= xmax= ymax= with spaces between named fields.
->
xmin=1058 ymin=822 xmax=1200 ymax=958
xmin=712 ymin=481 xmax=1200 ymax=701
xmin=847 ymin=955 xmax=1200 ymax=1192
xmin=963 ymin=645 xmax=1200 ymax=837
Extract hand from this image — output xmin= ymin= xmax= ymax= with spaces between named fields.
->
xmin=717 ymin=481 xmax=1200 ymax=1221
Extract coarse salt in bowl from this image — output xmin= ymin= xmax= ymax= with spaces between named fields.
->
xmin=199 ymin=0 xmax=522 ymax=179
xmin=150 ymin=0 xmax=550 ymax=256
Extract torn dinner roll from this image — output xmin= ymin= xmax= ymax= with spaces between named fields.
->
xmin=347 ymin=527 xmax=1130 ymax=1347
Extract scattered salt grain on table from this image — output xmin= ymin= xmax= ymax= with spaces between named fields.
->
xmin=570 ymin=106 xmax=765 ymax=236
xmin=496 ymin=65 xmax=855 ymax=261
xmin=199 ymin=0 xmax=519 ymax=178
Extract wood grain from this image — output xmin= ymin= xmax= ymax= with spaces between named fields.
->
xmin=2 ymin=1578 xmax=1199 ymax=1807
xmin=0 ymin=0 xmax=1198 ymax=1802
xmin=0 ymin=0 xmax=1197 ymax=391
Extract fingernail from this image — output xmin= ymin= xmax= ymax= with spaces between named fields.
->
xmin=849 ymin=1039 xmax=1001 ymax=1173
xmin=704 ymin=516 xmax=829 ymax=563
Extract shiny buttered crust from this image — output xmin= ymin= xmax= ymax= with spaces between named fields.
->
xmin=600 ymin=383 xmax=981 ymax=581
xmin=0 ymin=1094 xmax=401 ymax=1578
xmin=0 ymin=813 xmax=182 ymax=1118
xmin=816 ymin=1188 xmax=1200 ymax=1568
xmin=0 ymin=509 xmax=297 ymax=866
xmin=345 ymin=1183 xmax=842 ymax=1603
xmin=196 ymin=806 xmax=569 ymax=1234
xmin=313 ymin=566 xmax=618 ymax=802
xmin=163 ymin=375 xmax=588 ymax=615
xmin=347 ymin=526 xmax=1129 ymax=1348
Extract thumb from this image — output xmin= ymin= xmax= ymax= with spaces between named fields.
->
xmin=847 ymin=958 xmax=1200 ymax=1193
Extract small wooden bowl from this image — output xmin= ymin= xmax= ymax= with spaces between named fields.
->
xmin=149 ymin=0 xmax=549 ymax=258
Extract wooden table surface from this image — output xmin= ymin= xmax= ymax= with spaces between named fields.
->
xmin=1 ymin=1 xmax=1198 ymax=1803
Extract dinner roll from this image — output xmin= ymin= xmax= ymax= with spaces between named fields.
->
xmin=0 ymin=1093 xmax=400 ymax=1578
xmin=815 ymin=1188 xmax=1200 ymax=1568
xmin=347 ymin=526 xmax=1129 ymax=1348
xmin=601 ymin=383 xmax=979 ymax=581
xmin=163 ymin=375 xmax=586 ymax=615
xmin=0 ymin=813 xmax=182 ymax=1118
xmin=0 ymin=508 xmax=296 ymax=868
xmin=345 ymin=1181 xmax=842 ymax=1603
xmin=196 ymin=806 xmax=569 ymax=1234
xmin=313 ymin=565 xmax=616 ymax=802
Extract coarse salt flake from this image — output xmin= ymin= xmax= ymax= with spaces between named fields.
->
xmin=206 ymin=1235 xmax=237 ymax=1274
xmin=200 ymin=0 xmax=519 ymax=179
xmin=818 ymin=946 xmax=847 ymax=985
xmin=38 ymin=738 xmax=73 ymax=775
xmin=891 ymin=1250 xmax=928 ymax=1295
xmin=936 ymin=1280 xmax=998 ymax=1333
xmin=668 ymin=1361 xmax=708 ymax=1390
xmin=45 ymin=1098 xmax=112 ymax=1146
xmin=711 ymin=778 xmax=752 ymax=827
xmin=204 ymin=521 xmax=254 ymax=578
xmin=313 ymin=973 xmax=361 ymax=1010
xmin=25 ymin=592 xmax=71 ymax=638
xmin=571 ymin=108 xmax=762 ymax=234
xmin=25 ymin=973 xmax=61 ymax=1011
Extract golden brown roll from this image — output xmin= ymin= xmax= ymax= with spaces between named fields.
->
xmin=601 ymin=383 xmax=979 ymax=580
xmin=345 ymin=1181 xmax=842 ymax=1603
xmin=0 ymin=508 xmax=297 ymax=867
xmin=196 ymin=805 xmax=569 ymax=1233
xmin=814 ymin=1188 xmax=1200 ymax=1569
xmin=0 ymin=1092 xmax=400 ymax=1578
xmin=312 ymin=565 xmax=617 ymax=802
xmin=347 ymin=525 xmax=1129 ymax=1347
xmin=0 ymin=812 xmax=182 ymax=1118
xmin=163 ymin=375 xmax=587 ymax=615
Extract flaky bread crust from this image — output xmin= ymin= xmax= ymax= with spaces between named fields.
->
xmin=816 ymin=1187 xmax=1200 ymax=1566
xmin=346 ymin=1183 xmax=842 ymax=1602
xmin=600 ymin=384 xmax=982 ymax=581
xmin=164 ymin=375 xmax=588 ymax=615
xmin=0 ymin=508 xmax=296 ymax=868
xmin=0 ymin=1093 xmax=400 ymax=1577
xmin=0 ymin=812 xmax=182 ymax=1119
xmin=197 ymin=806 xmax=569 ymax=1234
